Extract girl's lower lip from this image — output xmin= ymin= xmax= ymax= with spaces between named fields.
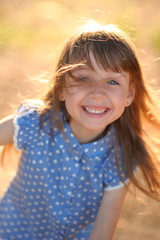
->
xmin=81 ymin=106 xmax=110 ymax=118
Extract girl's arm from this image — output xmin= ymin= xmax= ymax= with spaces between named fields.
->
xmin=89 ymin=186 xmax=128 ymax=240
xmin=0 ymin=115 xmax=14 ymax=145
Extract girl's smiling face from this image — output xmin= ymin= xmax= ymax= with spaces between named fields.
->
xmin=60 ymin=55 xmax=135 ymax=143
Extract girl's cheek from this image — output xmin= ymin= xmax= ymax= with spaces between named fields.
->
xmin=66 ymin=86 xmax=80 ymax=95
xmin=70 ymin=85 xmax=89 ymax=94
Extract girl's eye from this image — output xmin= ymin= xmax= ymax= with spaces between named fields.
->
xmin=78 ymin=77 xmax=89 ymax=82
xmin=107 ymin=80 xmax=118 ymax=85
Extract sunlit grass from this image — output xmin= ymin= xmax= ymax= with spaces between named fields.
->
xmin=152 ymin=30 xmax=160 ymax=54
xmin=0 ymin=21 xmax=35 ymax=50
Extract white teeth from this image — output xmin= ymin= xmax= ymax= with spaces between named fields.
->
xmin=84 ymin=107 xmax=106 ymax=114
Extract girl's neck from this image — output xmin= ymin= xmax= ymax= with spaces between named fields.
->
xmin=69 ymin=122 xmax=110 ymax=144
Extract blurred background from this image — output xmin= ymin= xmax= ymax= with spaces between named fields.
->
xmin=0 ymin=0 xmax=160 ymax=239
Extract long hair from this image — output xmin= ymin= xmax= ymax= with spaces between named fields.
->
xmin=42 ymin=22 xmax=160 ymax=200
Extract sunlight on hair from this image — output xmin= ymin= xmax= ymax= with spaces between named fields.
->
xmin=77 ymin=20 xmax=118 ymax=34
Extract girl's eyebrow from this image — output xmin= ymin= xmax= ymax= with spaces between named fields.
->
xmin=71 ymin=67 xmax=90 ymax=76
xmin=72 ymin=65 xmax=89 ymax=72
xmin=106 ymin=71 xmax=127 ymax=79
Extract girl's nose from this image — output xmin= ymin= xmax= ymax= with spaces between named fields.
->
xmin=89 ymin=84 xmax=106 ymax=100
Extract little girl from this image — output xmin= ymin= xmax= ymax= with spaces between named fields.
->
xmin=0 ymin=22 xmax=160 ymax=240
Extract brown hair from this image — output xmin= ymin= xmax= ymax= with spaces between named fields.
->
xmin=42 ymin=22 xmax=160 ymax=200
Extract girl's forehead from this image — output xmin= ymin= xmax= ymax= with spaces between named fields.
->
xmin=72 ymin=49 xmax=124 ymax=73
xmin=68 ymin=47 xmax=132 ymax=81
xmin=71 ymin=63 xmax=129 ymax=81
xmin=72 ymin=54 xmax=126 ymax=75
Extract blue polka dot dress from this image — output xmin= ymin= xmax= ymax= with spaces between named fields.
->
xmin=0 ymin=100 xmax=129 ymax=240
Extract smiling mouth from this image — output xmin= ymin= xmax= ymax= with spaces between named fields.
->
xmin=83 ymin=106 xmax=108 ymax=115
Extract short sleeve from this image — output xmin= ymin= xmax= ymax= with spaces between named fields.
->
xmin=13 ymin=100 xmax=43 ymax=151
xmin=103 ymin=144 xmax=129 ymax=191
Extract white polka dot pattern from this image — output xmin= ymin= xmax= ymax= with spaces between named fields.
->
xmin=0 ymin=101 xmax=128 ymax=239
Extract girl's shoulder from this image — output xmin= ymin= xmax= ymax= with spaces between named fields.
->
xmin=13 ymin=99 xmax=47 ymax=151
xmin=16 ymin=99 xmax=44 ymax=116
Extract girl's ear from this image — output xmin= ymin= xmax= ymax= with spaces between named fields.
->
xmin=125 ymin=83 xmax=135 ymax=107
